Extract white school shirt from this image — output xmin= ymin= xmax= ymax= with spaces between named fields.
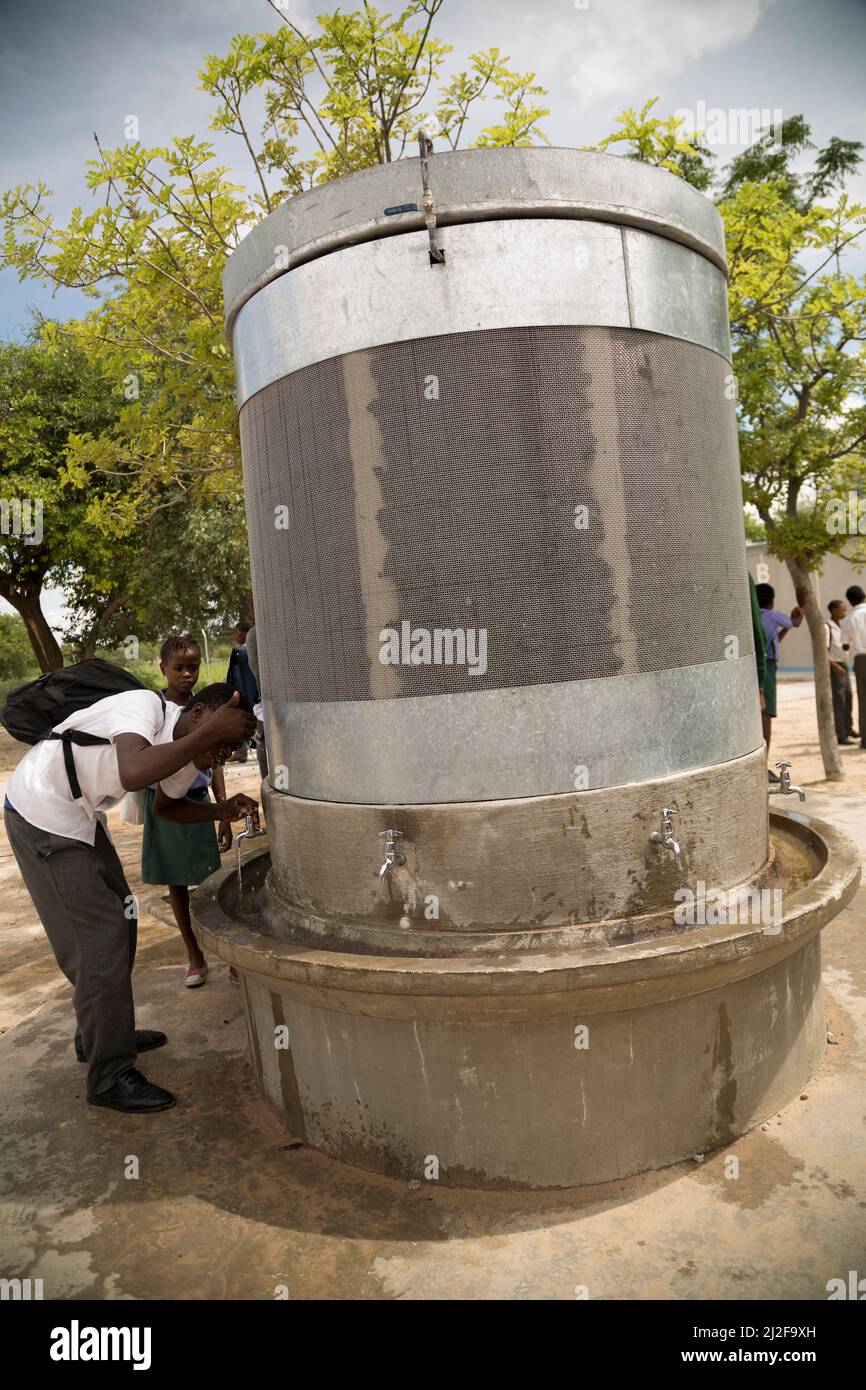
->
xmin=826 ymin=619 xmax=847 ymax=663
xmin=841 ymin=602 xmax=866 ymax=660
xmin=7 ymin=690 xmax=199 ymax=844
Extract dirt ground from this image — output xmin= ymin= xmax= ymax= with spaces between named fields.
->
xmin=767 ymin=680 xmax=866 ymax=789
xmin=1 ymin=684 xmax=865 ymax=1301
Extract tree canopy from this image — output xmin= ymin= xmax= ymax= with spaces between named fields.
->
xmin=587 ymin=102 xmax=866 ymax=779
xmin=0 ymin=0 xmax=551 ymax=669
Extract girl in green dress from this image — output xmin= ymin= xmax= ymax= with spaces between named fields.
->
xmin=141 ymin=635 xmax=232 ymax=987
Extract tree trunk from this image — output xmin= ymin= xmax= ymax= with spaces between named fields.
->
xmin=10 ymin=590 xmax=64 ymax=672
xmin=80 ymin=591 xmax=132 ymax=660
xmin=786 ymin=554 xmax=843 ymax=782
xmin=240 ymin=589 xmax=255 ymax=626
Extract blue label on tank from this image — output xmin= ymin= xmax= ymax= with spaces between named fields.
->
xmin=384 ymin=203 xmax=419 ymax=216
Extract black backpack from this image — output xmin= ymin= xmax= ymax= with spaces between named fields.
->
xmin=1 ymin=659 xmax=152 ymax=800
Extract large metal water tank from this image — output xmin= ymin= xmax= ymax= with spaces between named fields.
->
xmin=225 ymin=147 xmax=766 ymax=947
xmin=209 ymin=148 xmax=862 ymax=1189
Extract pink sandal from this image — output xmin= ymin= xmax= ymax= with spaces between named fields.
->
xmin=184 ymin=963 xmax=208 ymax=988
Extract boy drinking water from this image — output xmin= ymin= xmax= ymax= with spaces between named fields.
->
xmin=4 ymin=681 xmax=257 ymax=1114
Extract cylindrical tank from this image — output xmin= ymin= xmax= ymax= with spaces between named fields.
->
xmin=212 ymin=148 xmax=861 ymax=1188
xmin=225 ymin=147 xmax=766 ymax=949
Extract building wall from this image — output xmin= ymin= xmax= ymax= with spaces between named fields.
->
xmin=747 ymin=542 xmax=866 ymax=677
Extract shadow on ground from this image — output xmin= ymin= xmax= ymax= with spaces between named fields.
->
xmin=2 ymin=903 xmax=865 ymax=1300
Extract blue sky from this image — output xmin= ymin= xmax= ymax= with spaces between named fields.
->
xmin=1 ymin=0 xmax=865 ymax=624
xmin=2 ymin=0 xmax=864 ymax=343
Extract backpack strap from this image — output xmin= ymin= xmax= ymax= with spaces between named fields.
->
xmin=49 ymin=731 xmax=111 ymax=801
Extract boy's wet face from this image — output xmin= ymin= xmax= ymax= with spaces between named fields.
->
xmin=162 ymin=648 xmax=200 ymax=698
xmin=192 ymin=747 xmax=230 ymax=770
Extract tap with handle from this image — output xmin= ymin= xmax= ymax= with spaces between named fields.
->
xmin=378 ymin=829 xmax=406 ymax=882
xmin=768 ymin=762 xmax=806 ymax=802
xmin=650 ymin=807 xmax=682 ymax=860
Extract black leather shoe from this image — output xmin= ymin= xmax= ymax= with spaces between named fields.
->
xmin=838 ymin=738 xmax=854 ymax=746
xmin=88 ymin=1067 xmax=176 ymax=1113
xmin=76 ymin=1029 xmax=167 ymax=1063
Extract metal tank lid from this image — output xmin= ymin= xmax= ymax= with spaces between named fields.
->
xmin=222 ymin=146 xmax=726 ymax=339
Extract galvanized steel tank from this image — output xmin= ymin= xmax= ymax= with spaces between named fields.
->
xmin=206 ymin=148 xmax=863 ymax=1191
xmin=225 ymin=148 xmax=767 ymax=946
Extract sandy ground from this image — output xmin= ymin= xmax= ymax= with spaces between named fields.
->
xmin=768 ymin=680 xmax=866 ymax=789
xmin=1 ymin=687 xmax=865 ymax=1301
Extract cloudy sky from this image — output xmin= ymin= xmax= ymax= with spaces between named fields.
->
xmin=1 ymin=0 xmax=864 ymax=622
xmin=2 ymin=0 xmax=865 ymax=338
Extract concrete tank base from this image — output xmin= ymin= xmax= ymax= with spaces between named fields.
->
xmin=191 ymin=809 xmax=858 ymax=1189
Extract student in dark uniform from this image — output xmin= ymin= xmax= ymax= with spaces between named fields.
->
xmin=755 ymin=583 xmax=803 ymax=779
xmin=226 ymin=623 xmax=258 ymax=763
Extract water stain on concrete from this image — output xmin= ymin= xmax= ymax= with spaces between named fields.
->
xmin=710 ymin=1001 xmax=738 ymax=1144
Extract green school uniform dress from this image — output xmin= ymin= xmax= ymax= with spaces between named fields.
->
xmin=141 ymin=783 xmax=220 ymax=887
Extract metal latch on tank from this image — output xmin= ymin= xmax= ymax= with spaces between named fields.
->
xmin=418 ymin=131 xmax=446 ymax=266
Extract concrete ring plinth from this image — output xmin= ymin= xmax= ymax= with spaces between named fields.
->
xmin=191 ymin=808 xmax=859 ymax=1189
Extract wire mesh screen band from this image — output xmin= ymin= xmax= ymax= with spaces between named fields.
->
xmin=240 ymin=324 xmax=752 ymax=706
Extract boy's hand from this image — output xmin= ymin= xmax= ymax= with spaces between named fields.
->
xmin=217 ymin=820 xmax=233 ymax=853
xmin=220 ymin=794 xmax=260 ymax=826
xmin=208 ymin=693 xmax=257 ymax=747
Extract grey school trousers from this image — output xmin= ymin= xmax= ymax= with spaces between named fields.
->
xmin=4 ymin=805 xmax=137 ymax=1096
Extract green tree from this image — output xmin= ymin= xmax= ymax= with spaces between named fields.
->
xmin=0 ymin=614 xmax=37 ymax=681
xmin=1 ymin=0 xmax=548 ymax=504
xmin=725 ymin=170 xmax=866 ymax=780
xmin=588 ymin=107 xmax=866 ymax=781
xmin=0 ymin=333 xmax=121 ymax=670
xmin=588 ymin=97 xmax=714 ymax=189
xmin=62 ymin=493 xmax=252 ymax=658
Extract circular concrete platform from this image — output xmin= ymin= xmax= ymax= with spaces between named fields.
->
xmin=190 ymin=807 xmax=859 ymax=1189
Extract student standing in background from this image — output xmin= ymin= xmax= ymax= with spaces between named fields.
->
xmin=755 ymin=583 xmax=803 ymax=781
xmin=825 ymin=599 xmax=857 ymax=745
xmin=245 ymin=623 xmax=268 ymax=779
xmin=842 ymin=586 xmax=866 ymax=748
xmin=226 ymin=622 xmax=258 ymax=764
xmin=749 ymin=574 xmax=768 ymax=721
xmin=141 ymin=635 xmax=233 ymax=988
